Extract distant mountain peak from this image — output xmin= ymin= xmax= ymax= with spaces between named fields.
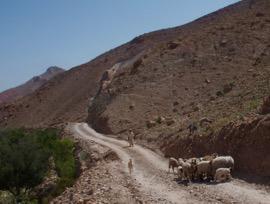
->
xmin=31 ymin=76 xmax=42 ymax=83
xmin=46 ymin=66 xmax=65 ymax=73
xmin=0 ymin=66 xmax=65 ymax=104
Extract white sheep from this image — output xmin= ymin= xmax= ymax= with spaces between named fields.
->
xmin=168 ymin=157 xmax=179 ymax=173
xmin=178 ymin=158 xmax=185 ymax=164
xmin=210 ymin=156 xmax=234 ymax=176
xmin=178 ymin=158 xmax=196 ymax=181
xmin=202 ymin=153 xmax=218 ymax=161
xmin=180 ymin=161 xmax=191 ymax=181
xmin=214 ymin=168 xmax=232 ymax=182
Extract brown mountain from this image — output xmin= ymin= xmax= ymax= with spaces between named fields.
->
xmin=87 ymin=0 xmax=270 ymax=177
xmin=0 ymin=0 xmax=270 ymax=176
xmin=0 ymin=18 xmax=186 ymax=128
xmin=88 ymin=0 xmax=270 ymax=134
xmin=0 ymin=66 xmax=65 ymax=104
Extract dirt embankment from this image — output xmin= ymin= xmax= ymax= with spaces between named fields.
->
xmin=52 ymin=124 xmax=135 ymax=204
xmin=164 ymin=112 xmax=270 ymax=178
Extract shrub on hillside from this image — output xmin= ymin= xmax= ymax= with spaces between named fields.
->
xmin=0 ymin=128 xmax=76 ymax=202
xmin=0 ymin=129 xmax=50 ymax=202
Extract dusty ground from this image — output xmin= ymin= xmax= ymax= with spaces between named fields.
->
xmin=52 ymin=152 xmax=143 ymax=204
xmin=53 ymin=123 xmax=270 ymax=204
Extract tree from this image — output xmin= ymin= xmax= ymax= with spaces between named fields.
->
xmin=0 ymin=129 xmax=50 ymax=202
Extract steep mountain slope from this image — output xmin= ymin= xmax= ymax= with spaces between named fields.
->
xmin=87 ymin=0 xmax=270 ymax=176
xmin=88 ymin=0 xmax=270 ymax=133
xmin=0 ymin=26 xmax=184 ymax=128
xmin=0 ymin=66 xmax=64 ymax=104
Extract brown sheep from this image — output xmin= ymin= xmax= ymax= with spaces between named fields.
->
xmin=168 ymin=157 xmax=179 ymax=173
xmin=196 ymin=160 xmax=211 ymax=180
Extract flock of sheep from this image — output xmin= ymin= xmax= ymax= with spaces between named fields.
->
xmin=169 ymin=154 xmax=234 ymax=183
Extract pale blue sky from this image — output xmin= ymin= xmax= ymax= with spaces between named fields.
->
xmin=0 ymin=0 xmax=240 ymax=92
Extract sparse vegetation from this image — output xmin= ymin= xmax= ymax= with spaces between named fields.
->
xmin=210 ymin=116 xmax=234 ymax=134
xmin=244 ymin=97 xmax=261 ymax=113
xmin=206 ymin=103 xmax=258 ymax=135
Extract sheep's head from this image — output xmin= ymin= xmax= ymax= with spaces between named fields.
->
xmin=178 ymin=158 xmax=185 ymax=166
xmin=212 ymin=153 xmax=218 ymax=158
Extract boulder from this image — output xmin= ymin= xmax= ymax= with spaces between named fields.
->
xmin=156 ymin=116 xmax=165 ymax=124
xmin=146 ymin=120 xmax=156 ymax=128
xmin=167 ymin=42 xmax=178 ymax=50
xmin=165 ymin=117 xmax=175 ymax=126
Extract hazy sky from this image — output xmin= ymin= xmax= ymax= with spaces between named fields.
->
xmin=0 ymin=0 xmax=240 ymax=92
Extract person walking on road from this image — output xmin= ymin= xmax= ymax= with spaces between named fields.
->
xmin=128 ymin=129 xmax=135 ymax=147
xmin=128 ymin=159 xmax=133 ymax=175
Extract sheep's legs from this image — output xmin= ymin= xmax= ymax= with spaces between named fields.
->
xmin=168 ymin=166 xmax=171 ymax=174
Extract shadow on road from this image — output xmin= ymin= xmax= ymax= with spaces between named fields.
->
xmin=173 ymin=178 xmax=220 ymax=186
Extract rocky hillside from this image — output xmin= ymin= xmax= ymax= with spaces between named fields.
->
xmin=88 ymin=0 xmax=270 ymax=134
xmin=0 ymin=25 xmax=184 ymax=128
xmin=0 ymin=66 xmax=65 ymax=104
xmin=87 ymin=0 xmax=270 ymax=177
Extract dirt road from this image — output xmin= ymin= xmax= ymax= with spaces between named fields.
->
xmin=72 ymin=123 xmax=270 ymax=204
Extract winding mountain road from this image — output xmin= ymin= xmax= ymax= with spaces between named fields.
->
xmin=71 ymin=123 xmax=270 ymax=204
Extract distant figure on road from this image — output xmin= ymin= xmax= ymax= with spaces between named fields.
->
xmin=128 ymin=129 xmax=135 ymax=147
xmin=128 ymin=159 xmax=133 ymax=175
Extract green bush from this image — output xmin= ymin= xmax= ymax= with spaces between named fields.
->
xmin=0 ymin=128 xmax=76 ymax=202
xmin=33 ymin=129 xmax=76 ymax=197
xmin=0 ymin=129 xmax=50 ymax=202
xmin=51 ymin=139 xmax=76 ymax=195
xmin=0 ymin=191 xmax=15 ymax=204
xmin=34 ymin=129 xmax=76 ymax=180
